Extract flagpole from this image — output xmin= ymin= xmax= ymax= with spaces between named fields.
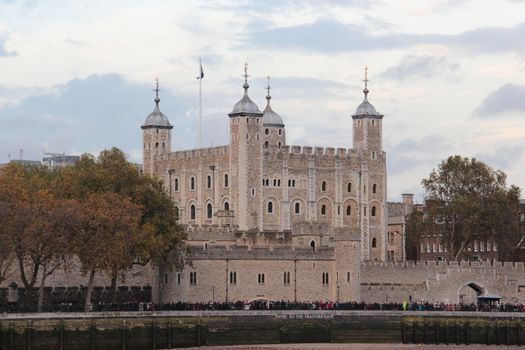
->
xmin=198 ymin=58 xmax=202 ymax=148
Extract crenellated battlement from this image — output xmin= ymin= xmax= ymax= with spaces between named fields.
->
xmin=273 ymin=145 xmax=358 ymax=159
xmin=189 ymin=244 xmax=335 ymax=260
xmin=168 ymin=145 xmax=229 ymax=160
xmin=361 ymin=260 xmax=525 ymax=272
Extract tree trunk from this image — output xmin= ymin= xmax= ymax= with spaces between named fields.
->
xmin=110 ymin=273 xmax=118 ymax=305
xmin=37 ymin=265 xmax=47 ymax=312
xmin=84 ymin=269 xmax=96 ymax=312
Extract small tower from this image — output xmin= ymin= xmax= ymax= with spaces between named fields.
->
xmin=352 ymin=67 xmax=384 ymax=155
xmin=228 ymin=63 xmax=264 ymax=231
xmin=262 ymin=76 xmax=286 ymax=150
xmin=141 ymin=79 xmax=173 ymax=176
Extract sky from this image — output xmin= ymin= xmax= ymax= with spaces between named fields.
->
xmin=1 ymin=0 xmax=525 ymax=202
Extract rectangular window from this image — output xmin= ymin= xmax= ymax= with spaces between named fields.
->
xmin=190 ymin=271 xmax=197 ymax=285
xmin=177 ymin=273 xmax=181 ymax=285
xmin=258 ymin=273 xmax=265 ymax=284
xmin=347 ymin=272 xmax=351 ymax=282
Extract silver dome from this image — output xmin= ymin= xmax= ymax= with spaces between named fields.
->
xmin=262 ymin=95 xmax=284 ymax=127
xmin=142 ymin=97 xmax=173 ymax=129
xmin=352 ymin=88 xmax=383 ymax=118
xmin=229 ymin=83 xmax=263 ymax=116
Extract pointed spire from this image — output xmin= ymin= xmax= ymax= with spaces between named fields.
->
xmin=362 ymin=66 xmax=369 ymax=101
xmin=154 ymin=78 xmax=160 ymax=105
xmin=242 ymin=62 xmax=249 ymax=92
xmin=265 ymin=76 xmax=272 ymax=102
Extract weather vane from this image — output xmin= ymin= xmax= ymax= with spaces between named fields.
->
xmin=266 ymin=76 xmax=271 ymax=96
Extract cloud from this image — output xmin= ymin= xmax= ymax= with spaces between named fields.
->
xmin=242 ymin=19 xmax=525 ymax=54
xmin=382 ymin=55 xmax=459 ymax=80
xmin=0 ymin=74 xmax=229 ymax=163
xmin=64 ymin=38 xmax=90 ymax=48
xmin=248 ymin=76 xmax=352 ymax=100
xmin=0 ymin=34 xmax=17 ymax=57
xmin=386 ymin=135 xmax=451 ymax=175
xmin=475 ymin=84 xmax=525 ymax=117
xmin=475 ymin=145 xmax=524 ymax=170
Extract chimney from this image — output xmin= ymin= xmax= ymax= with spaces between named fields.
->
xmin=401 ymin=193 xmax=414 ymax=206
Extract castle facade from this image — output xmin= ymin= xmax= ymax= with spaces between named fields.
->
xmin=143 ymin=67 xmax=387 ymax=303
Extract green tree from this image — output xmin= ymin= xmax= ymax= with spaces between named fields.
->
xmin=422 ymin=155 xmax=520 ymax=261
xmin=58 ymin=148 xmax=186 ymax=304
xmin=405 ymin=210 xmax=425 ymax=261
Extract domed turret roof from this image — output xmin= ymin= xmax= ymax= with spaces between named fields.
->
xmin=352 ymin=68 xmax=383 ymax=119
xmin=142 ymin=80 xmax=173 ymax=129
xmin=230 ymin=83 xmax=262 ymax=115
xmin=229 ymin=63 xmax=263 ymax=116
xmin=262 ymin=78 xmax=284 ymax=127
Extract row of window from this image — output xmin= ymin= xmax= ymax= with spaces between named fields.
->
xmin=169 ymin=271 xmax=352 ymax=286
xmin=267 ymin=201 xmax=378 ymax=217
xmin=180 ymin=201 xmax=231 ymax=221
xmin=172 ymin=177 xmax=378 ymax=195
xmin=173 ymin=174 xmax=229 ymax=192
xmin=421 ymin=241 xmax=498 ymax=254
xmin=265 ymin=128 xmax=283 ymax=135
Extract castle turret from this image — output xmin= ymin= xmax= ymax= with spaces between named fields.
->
xmin=352 ymin=68 xmax=383 ymax=155
xmin=228 ymin=63 xmax=264 ymax=230
xmin=262 ymin=76 xmax=286 ymax=149
xmin=351 ymin=68 xmax=387 ymax=262
xmin=141 ymin=79 xmax=172 ymax=177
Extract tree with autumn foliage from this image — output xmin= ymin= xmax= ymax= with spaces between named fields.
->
xmin=0 ymin=163 xmax=71 ymax=310
xmin=422 ymin=155 xmax=520 ymax=261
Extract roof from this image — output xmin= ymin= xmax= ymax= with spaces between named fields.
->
xmin=142 ymin=97 xmax=173 ymax=129
xmin=229 ymin=82 xmax=262 ymax=116
xmin=262 ymin=95 xmax=284 ymax=127
xmin=352 ymin=88 xmax=383 ymax=118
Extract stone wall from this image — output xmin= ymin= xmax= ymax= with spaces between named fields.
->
xmin=361 ymin=260 xmax=525 ymax=304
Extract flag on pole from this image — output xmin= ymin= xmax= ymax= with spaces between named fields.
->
xmin=197 ymin=61 xmax=204 ymax=79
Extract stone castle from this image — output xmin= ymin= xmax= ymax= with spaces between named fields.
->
xmin=142 ymin=66 xmax=383 ymax=303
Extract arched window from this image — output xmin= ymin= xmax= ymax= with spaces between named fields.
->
xmin=174 ymin=178 xmax=179 ymax=191
xmin=264 ymin=141 xmax=269 ymax=148
xmin=265 ymin=179 xmax=269 ymax=186
xmin=207 ymin=203 xmax=212 ymax=219
xmin=190 ymin=177 xmax=195 ymax=190
xmin=347 ymin=182 xmax=352 ymax=192
xmin=278 ymin=179 xmax=281 ymax=186
xmin=310 ymin=240 xmax=316 ymax=252
xmin=346 ymin=205 xmax=351 ymax=216
xmin=372 ymin=238 xmax=377 ymax=248
xmin=321 ymin=205 xmax=326 ymax=215
xmin=267 ymin=201 xmax=273 ymax=213
xmin=265 ymin=128 xmax=269 ymax=135
xmin=273 ymin=179 xmax=277 ymax=186
xmin=224 ymin=174 xmax=229 ymax=187
xmin=321 ymin=181 xmax=326 ymax=191
xmin=190 ymin=205 xmax=196 ymax=220
xmin=155 ymin=142 xmax=159 ymax=149
xmin=207 ymin=175 xmax=212 ymax=189
xmin=373 ymin=184 xmax=377 ymax=193
xmin=278 ymin=129 xmax=282 ymax=135
xmin=278 ymin=142 xmax=281 ymax=148
xmin=371 ymin=206 xmax=377 ymax=217
xmin=295 ymin=202 xmax=300 ymax=214
xmin=224 ymin=202 xmax=230 ymax=211
xmin=292 ymin=180 xmax=295 ymax=187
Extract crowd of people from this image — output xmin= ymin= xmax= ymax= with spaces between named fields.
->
xmin=3 ymin=300 xmax=525 ymax=313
